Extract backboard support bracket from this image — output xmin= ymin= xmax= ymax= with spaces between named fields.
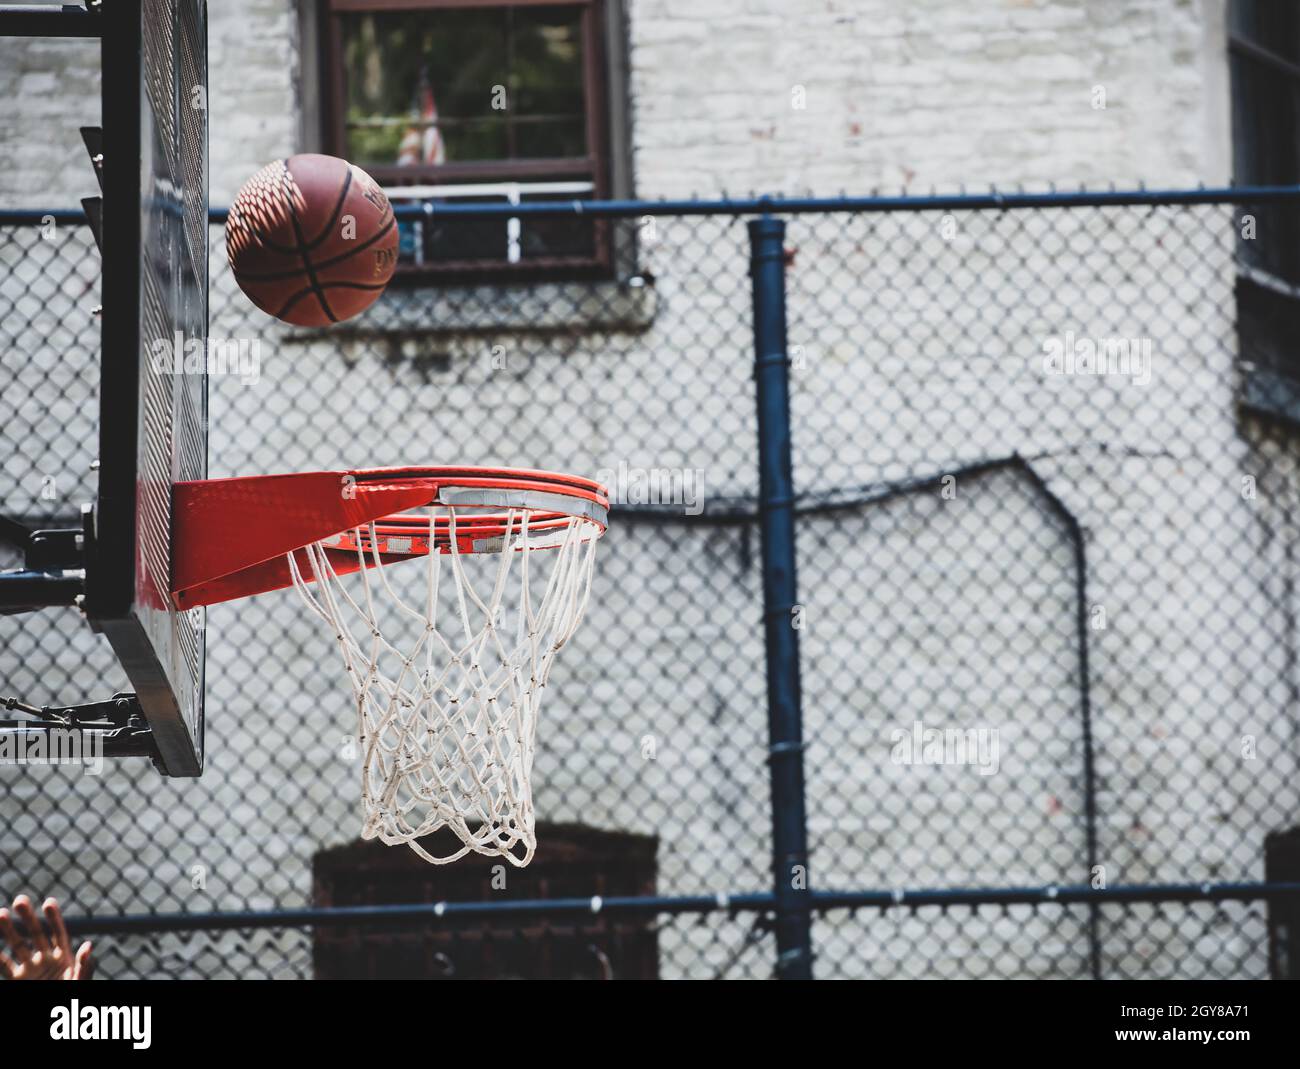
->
xmin=80 ymin=127 xmax=103 ymax=249
xmin=0 ymin=512 xmax=166 ymax=768
xmin=0 ymin=4 xmax=102 ymax=40
xmin=0 ymin=693 xmax=162 ymax=765
xmin=0 ymin=512 xmax=87 ymax=614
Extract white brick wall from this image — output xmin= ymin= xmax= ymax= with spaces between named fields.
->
xmin=0 ymin=1 xmax=1230 ymax=203
xmin=0 ymin=33 xmax=99 ymax=207
xmin=627 ymin=0 xmax=1230 ymax=197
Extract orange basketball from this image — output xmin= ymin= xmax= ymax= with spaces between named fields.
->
xmin=225 ymin=154 xmax=399 ymax=327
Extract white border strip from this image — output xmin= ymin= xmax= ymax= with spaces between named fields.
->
xmin=437 ymin=486 xmax=609 ymax=528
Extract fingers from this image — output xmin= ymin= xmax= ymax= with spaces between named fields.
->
xmin=0 ymin=906 xmax=26 ymax=960
xmin=11 ymin=897 xmax=51 ymax=957
xmin=0 ymin=897 xmax=89 ymax=980
xmin=42 ymin=898 xmax=72 ymax=956
xmin=28 ymin=955 xmax=64 ymax=981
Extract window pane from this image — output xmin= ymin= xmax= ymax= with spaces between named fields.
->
xmin=339 ymin=6 xmax=587 ymax=168
xmin=399 ymin=190 xmax=598 ymax=270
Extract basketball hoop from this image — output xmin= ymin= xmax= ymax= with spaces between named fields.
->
xmin=171 ymin=467 xmax=609 ymax=865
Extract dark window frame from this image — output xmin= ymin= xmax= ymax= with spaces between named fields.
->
xmin=319 ymin=0 xmax=614 ymax=282
xmin=1229 ymin=1 xmax=1300 ymax=424
xmin=1229 ymin=6 xmax=1300 ymax=283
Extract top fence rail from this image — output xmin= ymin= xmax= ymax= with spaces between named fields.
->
xmin=5 ymin=183 xmax=1300 ymax=227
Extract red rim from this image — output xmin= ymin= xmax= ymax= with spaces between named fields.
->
xmin=171 ymin=465 xmax=609 ymax=609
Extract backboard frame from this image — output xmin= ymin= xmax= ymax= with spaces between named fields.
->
xmin=85 ymin=0 xmax=210 ymax=777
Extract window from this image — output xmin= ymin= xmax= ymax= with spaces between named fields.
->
xmin=1229 ymin=1 xmax=1300 ymax=421
xmin=320 ymin=0 xmax=617 ymax=281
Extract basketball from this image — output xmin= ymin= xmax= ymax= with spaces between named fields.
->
xmin=225 ymin=154 xmax=398 ymax=326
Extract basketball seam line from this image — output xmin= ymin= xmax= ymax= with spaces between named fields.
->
xmin=304 ymin=164 xmax=354 ymax=252
xmin=228 ymin=203 xmax=300 ymax=258
xmin=271 ymin=280 xmax=392 ymax=320
xmin=230 ymin=216 xmax=397 ymax=282
xmin=275 ymin=279 xmax=393 ymax=309
xmin=282 ymin=159 xmax=338 ymax=323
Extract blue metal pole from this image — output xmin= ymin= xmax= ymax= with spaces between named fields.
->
xmin=748 ymin=215 xmax=813 ymax=979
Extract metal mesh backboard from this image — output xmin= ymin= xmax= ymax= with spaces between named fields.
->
xmin=88 ymin=0 xmax=208 ymax=775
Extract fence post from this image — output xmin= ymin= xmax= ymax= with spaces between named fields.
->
xmin=748 ymin=214 xmax=813 ymax=979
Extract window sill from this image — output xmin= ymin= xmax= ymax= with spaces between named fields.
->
xmin=280 ymin=274 xmax=657 ymax=340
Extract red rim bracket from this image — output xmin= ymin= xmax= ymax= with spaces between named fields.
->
xmin=170 ymin=467 xmax=610 ymax=609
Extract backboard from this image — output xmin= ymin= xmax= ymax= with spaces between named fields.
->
xmin=85 ymin=0 xmax=209 ymax=776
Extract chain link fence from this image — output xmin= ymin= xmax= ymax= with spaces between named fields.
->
xmin=2 ymin=190 xmax=1299 ymax=979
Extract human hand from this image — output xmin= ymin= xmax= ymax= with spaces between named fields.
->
xmin=0 ymin=896 xmax=93 ymax=980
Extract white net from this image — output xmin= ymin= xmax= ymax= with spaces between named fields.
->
xmin=288 ymin=506 xmax=601 ymax=866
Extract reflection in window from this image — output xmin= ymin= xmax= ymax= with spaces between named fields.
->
xmin=340 ymin=6 xmax=588 ymax=168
